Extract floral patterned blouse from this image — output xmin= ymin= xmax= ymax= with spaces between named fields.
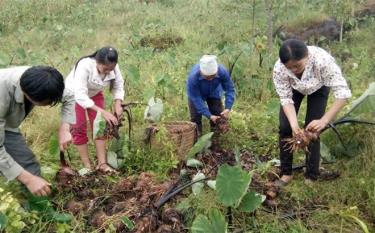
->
xmin=273 ymin=46 xmax=352 ymax=106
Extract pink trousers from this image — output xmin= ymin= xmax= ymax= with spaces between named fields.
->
xmin=71 ymin=92 xmax=104 ymax=145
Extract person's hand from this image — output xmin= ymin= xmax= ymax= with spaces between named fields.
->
xmin=114 ymin=101 xmax=123 ymax=119
xmin=100 ymin=109 xmax=118 ymax=127
xmin=306 ymin=118 xmax=329 ymax=132
xmin=58 ymin=123 xmax=72 ymax=151
xmin=220 ymin=109 xmax=230 ymax=119
xmin=210 ymin=115 xmax=220 ymax=123
xmin=17 ymin=171 xmax=51 ymax=196
xmin=291 ymin=124 xmax=303 ymax=136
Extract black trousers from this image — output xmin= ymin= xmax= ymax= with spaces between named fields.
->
xmin=279 ymin=86 xmax=330 ymax=180
xmin=188 ymin=98 xmax=224 ymax=134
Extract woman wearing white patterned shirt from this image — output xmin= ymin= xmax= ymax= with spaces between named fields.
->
xmin=272 ymin=39 xmax=352 ymax=185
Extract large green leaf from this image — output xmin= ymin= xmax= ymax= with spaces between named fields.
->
xmin=144 ymin=97 xmax=163 ymax=123
xmin=216 ymin=164 xmax=252 ymax=207
xmin=121 ymin=216 xmax=135 ymax=230
xmin=191 ymin=209 xmax=227 ymax=233
xmin=237 ymin=191 xmax=264 ymax=213
xmin=0 ymin=212 xmax=7 ymax=230
xmin=93 ymin=111 xmax=106 ymax=139
xmin=126 ymin=64 xmax=140 ymax=85
xmin=343 ymin=82 xmax=375 ymax=119
xmin=187 ymin=132 xmax=214 ymax=158
xmin=51 ymin=212 xmax=73 ymax=223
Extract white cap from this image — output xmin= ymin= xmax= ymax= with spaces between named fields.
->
xmin=199 ymin=55 xmax=218 ymax=76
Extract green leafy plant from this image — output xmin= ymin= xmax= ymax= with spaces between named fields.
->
xmin=187 ymin=132 xmax=214 ymax=158
xmin=0 ymin=188 xmax=38 ymax=233
xmin=237 ymin=191 xmax=265 ymax=213
xmin=216 ymin=164 xmax=251 ymax=208
xmin=48 ymin=133 xmax=59 ymax=157
xmin=190 ymin=164 xmax=264 ymax=231
xmin=144 ymin=97 xmax=164 ymax=123
xmin=107 ymin=151 xmax=123 ymax=169
xmin=155 ymin=73 xmax=176 ymax=100
xmin=121 ymin=216 xmax=135 ymax=231
xmin=191 ymin=208 xmax=228 ymax=233
xmin=24 ymin=194 xmax=72 ymax=224
xmin=93 ymin=111 xmax=106 ymax=139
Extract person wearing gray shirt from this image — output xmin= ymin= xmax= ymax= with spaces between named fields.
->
xmin=0 ymin=66 xmax=75 ymax=196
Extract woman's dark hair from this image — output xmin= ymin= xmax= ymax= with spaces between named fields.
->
xmin=279 ymin=39 xmax=308 ymax=64
xmin=74 ymin=46 xmax=118 ymax=70
xmin=20 ymin=66 xmax=64 ymax=106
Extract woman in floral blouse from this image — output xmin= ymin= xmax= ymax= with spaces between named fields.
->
xmin=272 ymin=39 xmax=352 ymax=185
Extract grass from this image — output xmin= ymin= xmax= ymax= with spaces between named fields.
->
xmin=0 ymin=0 xmax=374 ymax=232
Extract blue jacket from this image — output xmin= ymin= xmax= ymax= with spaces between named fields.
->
xmin=186 ymin=64 xmax=235 ymax=118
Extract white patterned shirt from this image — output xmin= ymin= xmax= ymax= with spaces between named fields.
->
xmin=273 ymin=46 xmax=352 ymax=106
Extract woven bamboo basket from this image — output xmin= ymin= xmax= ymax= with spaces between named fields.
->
xmin=149 ymin=121 xmax=197 ymax=160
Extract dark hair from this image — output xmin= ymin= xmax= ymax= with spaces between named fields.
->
xmin=75 ymin=46 xmax=118 ymax=70
xmin=20 ymin=66 xmax=64 ymax=106
xmin=279 ymin=39 xmax=308 ymax=64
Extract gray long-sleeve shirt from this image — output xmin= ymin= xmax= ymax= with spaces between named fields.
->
xmin=0 ymin=66 xmax=75 ymax=180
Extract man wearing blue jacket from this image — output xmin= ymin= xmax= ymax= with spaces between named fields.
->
xmin=186 ymin=55 xmax=235 ymax=134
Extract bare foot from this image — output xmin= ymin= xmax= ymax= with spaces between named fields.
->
xmin=96 ymin=163 xmax=118 ymax=174
xmin=280 ymin=175 xmax=293 ymax=183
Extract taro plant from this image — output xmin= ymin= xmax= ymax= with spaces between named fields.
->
xmin=191 ymin=164 xmax=265 ymax=232
xmin=0 ymin=188 xmax=38 ymax=233
xmin=155 ymin=73 xmax=177 ymax=100
xmin=190 ymin=209 xmax=227 ymax=233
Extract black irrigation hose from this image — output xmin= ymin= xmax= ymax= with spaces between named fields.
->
xmin=321 ymin=119 xmax=375 ymax=133
xmin=332 ymin=119 xmax=375 ymax=127
xmin=320 ymin=119 xmax=375 ymax=150
xmin=327 ymin=123 xmax=348 ymax=151
xmin=154 ymin=177 xmax=209 ymax=209
xmin=154 ymin=162 xmax=221 ymax=209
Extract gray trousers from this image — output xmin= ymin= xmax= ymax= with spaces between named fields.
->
xmin=4 ymin=131 xmax=41 ymax=177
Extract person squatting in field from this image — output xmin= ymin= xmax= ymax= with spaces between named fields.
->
xmin=65 ymin=46 xmax=125 ymax=174
xmin=186 ymin=55 xmax=236 ymax=135
xmin=272 ymin=39 xmax=352 ymax=186
xmin=0 ymin=66 xmax=75 ymax=196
